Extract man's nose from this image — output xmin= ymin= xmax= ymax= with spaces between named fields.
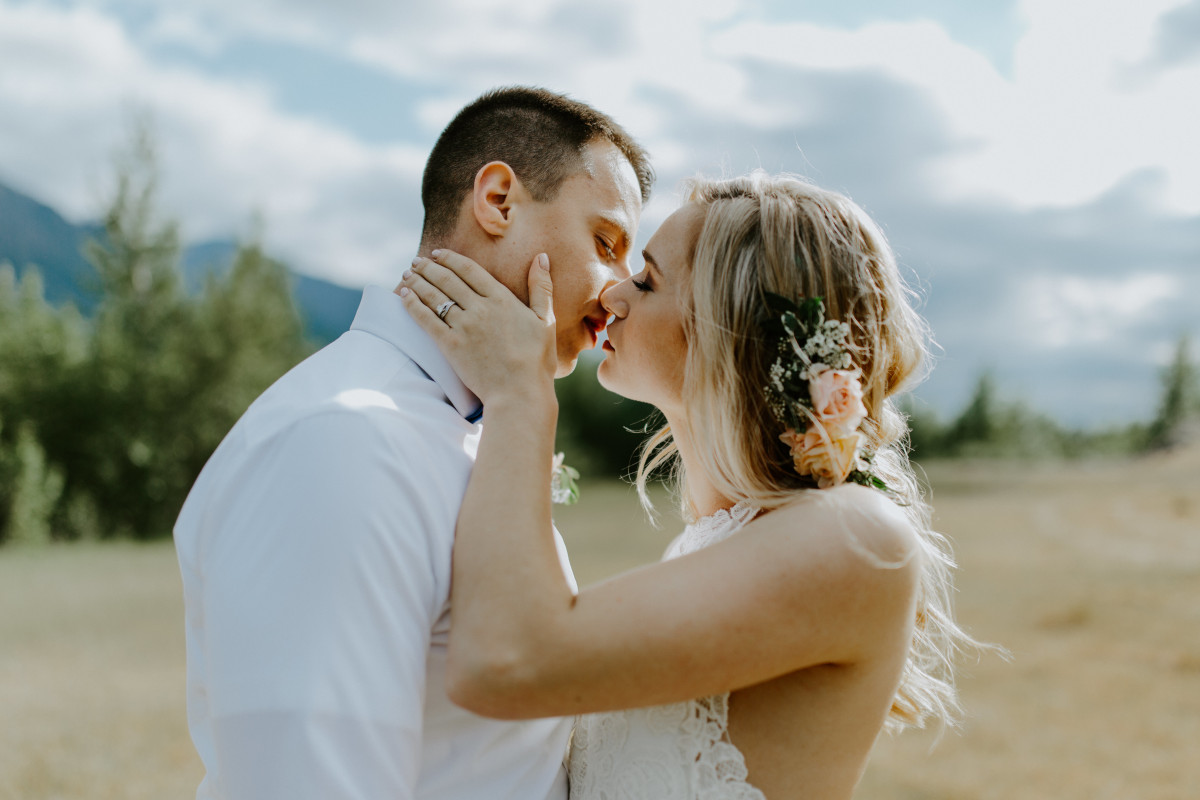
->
xmin=611 ymin=252 xmax=633 ymax=282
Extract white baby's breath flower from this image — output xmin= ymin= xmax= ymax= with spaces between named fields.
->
xmin=770 ymin=361 xmax=785 ymax=392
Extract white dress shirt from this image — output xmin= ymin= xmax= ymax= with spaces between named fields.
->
xmin=175 ymin=285 xmax=575 ymax=800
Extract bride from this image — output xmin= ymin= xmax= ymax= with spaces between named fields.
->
xmin=399 ymin=172 xmax=976 ymax=798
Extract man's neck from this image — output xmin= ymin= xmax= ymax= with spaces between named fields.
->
xmin=416 ymin=233 xmax=526 ymax=301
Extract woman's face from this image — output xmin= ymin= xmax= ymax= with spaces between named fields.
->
xmin=596 ymin=205 xmax=705 ymax=413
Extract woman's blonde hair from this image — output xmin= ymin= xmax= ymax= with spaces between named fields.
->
xmin=636 ymin=171 xmax=978 ymax=733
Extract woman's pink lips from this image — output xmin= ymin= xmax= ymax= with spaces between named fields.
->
xmin=602 ymin=340 xmax=615 ymax=352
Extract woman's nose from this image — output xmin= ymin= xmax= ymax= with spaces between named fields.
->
xmin=600 ymin=279 xmax=630 ymax=318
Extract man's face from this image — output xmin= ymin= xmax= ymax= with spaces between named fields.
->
xmin=512 ymin=140 xmax=642 ymax=376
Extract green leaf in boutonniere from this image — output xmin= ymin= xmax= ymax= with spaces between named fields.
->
xmin=550 ymin=452 xmax=581 ymax=505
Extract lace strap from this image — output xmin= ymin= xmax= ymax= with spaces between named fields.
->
xmin=665 ymin=501 xmax=760 ymax=560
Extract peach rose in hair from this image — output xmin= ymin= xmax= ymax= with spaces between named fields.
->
xmin=809 ymin=369 xmax=867 ymax=432
xmin=779 ymin=428 xmax=806 ymax=453
xmin=781 ymin=426 xmax=862 ymax=488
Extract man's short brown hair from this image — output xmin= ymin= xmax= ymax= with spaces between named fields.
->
xmin=420 ymin=86 xmax=654 ymax=242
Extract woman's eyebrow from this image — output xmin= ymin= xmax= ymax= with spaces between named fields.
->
xmin=642 ymin=249 xmax=662 ymax=276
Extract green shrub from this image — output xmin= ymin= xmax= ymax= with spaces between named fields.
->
xmin=3 ymin=420 xmax=64 ymax=545
xmin=0 ymin=128 xmax=312 ymax=544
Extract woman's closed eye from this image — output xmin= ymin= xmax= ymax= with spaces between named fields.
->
xmin=631 ymin=273 xmax=652 ymax=292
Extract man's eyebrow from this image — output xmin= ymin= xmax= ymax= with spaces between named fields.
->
xmin=597 ymin=213 xmax=632 ymax=251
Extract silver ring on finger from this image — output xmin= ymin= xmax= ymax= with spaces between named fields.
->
xmin=435 ymin=299 xmax=460 ymax=322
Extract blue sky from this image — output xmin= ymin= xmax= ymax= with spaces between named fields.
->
xmin=1 ymin=0 xmax=1197 ymax=426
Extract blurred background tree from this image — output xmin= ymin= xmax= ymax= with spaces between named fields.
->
xmin=1144 ymin=336 xmax=1197 ymax=451
xmin=902 ymin=354 xmax=1192 ymax=462
xmin=0 ymin=265 xmax=87 ymax=543
xmin=554 ymin=352 xmax=661 ymax=480
xmin=0 ymin=124 xmax=312 ymax=544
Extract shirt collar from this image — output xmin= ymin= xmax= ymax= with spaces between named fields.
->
xmin=350 ymin=285 xmax=483 ymax=421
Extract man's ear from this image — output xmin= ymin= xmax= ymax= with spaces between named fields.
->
xmin=472 ymin=161 xmax=521 ymax=237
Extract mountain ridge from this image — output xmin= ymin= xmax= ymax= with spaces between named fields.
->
xmin=0 ymin=180 xmax=360 ymax=343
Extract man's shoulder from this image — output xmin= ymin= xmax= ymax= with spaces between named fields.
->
xmin=234 ymin=390 xmax=469 ymax=480
xmin=177 ymin=367 xmax=474 ymax=560
xmin=238 ymin=333 xmax=467 ymax=448
xmin=190 ymin=338 xmax=476 ymax=510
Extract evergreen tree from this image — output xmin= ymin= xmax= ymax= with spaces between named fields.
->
xmin=1145 ymin=335 xmax=1197 ymax=451
xmin=177 ymin=234 xmax=311 ymax=484
xmin=897 ymin=395 xmax=945 ymax=459
xmin=64 ymin=128 xmax=313 ymax=539
xmin=943 ymin=373 xmax=998 ymax=454
xmin=0 ymin=264 xmax=88 ymax=543
xmin=936 ymin=373 xmax=1070 ymax=459
xmin=3 ymin=419 xmax=64 ymax=545
xmin=0 ymin=122 xmax=314 ymax=544
xmin=0 ymin=412 xmax=14 ymax=540
xmin=49 ymin=126 xmax=195 ymax=538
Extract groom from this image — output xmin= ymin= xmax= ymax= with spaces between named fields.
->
xmin=174 ymin=87 xmax=651 ymax=799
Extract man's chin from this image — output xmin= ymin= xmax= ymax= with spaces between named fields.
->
xmin=554 ymin=338 xmax=593 ymax=378
xmin=554 ymin=355 xmax=578 ymax=379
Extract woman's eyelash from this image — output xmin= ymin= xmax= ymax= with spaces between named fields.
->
xmin=632 ymin=277 xmax=651 ymax=292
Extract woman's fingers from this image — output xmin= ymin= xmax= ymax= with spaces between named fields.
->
xmin=407 ymin=256 xmax=475 ymax=309
xmin=397 ymin=248 xmax=557 ymax=405
xmin=428 ymin=249 xmax=498 ymax=296
xmin=397 ymin=284 xmax=450 ymax=339
xmin=402 ymin=269 xmax=456 ymax=322
xmin=526 ymin=253 xmax=555 ymax=323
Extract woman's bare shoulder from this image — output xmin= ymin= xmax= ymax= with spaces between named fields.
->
xmin=748 ymin=485 xmax=921 ymax=592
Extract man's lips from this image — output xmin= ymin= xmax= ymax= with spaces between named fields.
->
xmin=584 ymin=314 xmax=608 ymax=349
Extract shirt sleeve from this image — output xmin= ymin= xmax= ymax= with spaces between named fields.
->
xmin=197 ymin=410 xmax=454 ymax=799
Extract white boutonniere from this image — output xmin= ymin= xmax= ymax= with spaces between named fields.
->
xmin=550 ymin=452 xmax=581 ymax=505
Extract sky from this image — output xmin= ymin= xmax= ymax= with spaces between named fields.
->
xmin=1 ymin=0 xmax=1197 ymax=426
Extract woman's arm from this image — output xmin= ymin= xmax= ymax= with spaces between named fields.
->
xmin=400 ymin=252 xmax=920 ymax=720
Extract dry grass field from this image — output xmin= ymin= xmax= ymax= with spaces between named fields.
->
xmin=2 ymin=450 xmax=1198 ymax=799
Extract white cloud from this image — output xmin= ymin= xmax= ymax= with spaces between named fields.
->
xmin=90 ymin=0 xmax=787 ymax=158
xmin=143 ymin=11 xmax=226 ymax=56
xmin=1025 ymin=272 xmax=1180 ymax=348
xmin=60 ymin=0 xmax=1200 ymax=221
xmin=948 ymin=0 xmax=1200 ymax=213
xmin=711 ymin=18 xmax=1011 ymax=129
xmin=710 ymin=1 xmax=1200 ymax=215
xmin=0 ymin=1 xmax=427 ymax=285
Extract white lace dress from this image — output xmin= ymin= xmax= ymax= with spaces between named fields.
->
xmin=567 ymin=503 xmax=767 ymax=800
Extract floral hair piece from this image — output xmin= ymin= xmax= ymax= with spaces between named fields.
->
xmin=761 ymin=292 xmax=889 ymax=491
